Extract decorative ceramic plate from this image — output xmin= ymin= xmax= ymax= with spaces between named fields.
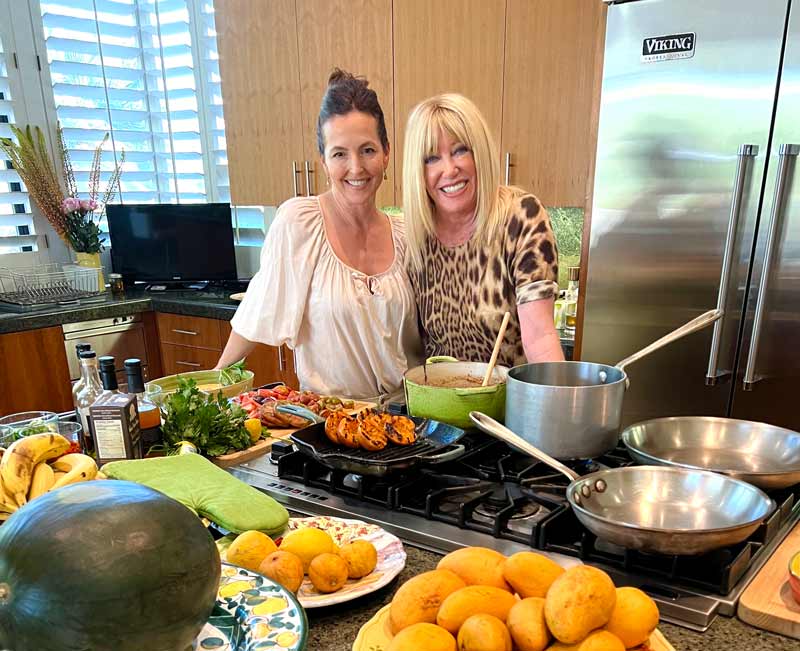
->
xmin=194 ymin=562 xmax=307 ymax=650
xmin=285 ymin=516 xmax=407 ymax=608
xmin=351 ymin=604 xmax=676 ymax=651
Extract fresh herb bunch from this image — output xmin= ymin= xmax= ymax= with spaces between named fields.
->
xmin=219 ymin=359 xmax=248 ymax=386
xmin=161 ymin=378 xmax=250 ymax=457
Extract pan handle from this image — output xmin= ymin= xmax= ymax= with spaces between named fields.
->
xmin=469 ymin=411 xmax=580 ymax=482
xmin=615 ymin=309 xmax=723 ymax=374
xmin=418 ymin=444 xmax=466 ymax=464
xmin=275 ymin=403 xmax=325 ymax=424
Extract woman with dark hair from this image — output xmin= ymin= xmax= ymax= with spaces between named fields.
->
xmin=216 ymin=70 xmax=422 ymax=400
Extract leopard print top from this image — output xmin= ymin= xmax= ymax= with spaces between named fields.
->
xmin=409 ymin=192 xmax=559 ymax=368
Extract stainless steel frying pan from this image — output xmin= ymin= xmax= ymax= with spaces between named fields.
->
xmin=470 ymin=411 xmax=775 ymax=555
xmin=622 ymin=416 xmax=800 ymax=490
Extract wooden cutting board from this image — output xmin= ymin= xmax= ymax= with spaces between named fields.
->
xmin=212 ymin=400 xmax=375 ymax=468
xmin=738 ymin=521 xmax=800 ymax=639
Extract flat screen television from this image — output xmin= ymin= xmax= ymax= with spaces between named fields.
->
xmin=107 ymin=203 xmax=237 ymax=283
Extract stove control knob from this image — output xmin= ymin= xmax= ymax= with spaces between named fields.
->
xmin=270 ymin=439 xmax=294 ymax=461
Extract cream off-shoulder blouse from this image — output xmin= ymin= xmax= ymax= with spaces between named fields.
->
xmin=231 ymin=197 xmax=423 ymax=400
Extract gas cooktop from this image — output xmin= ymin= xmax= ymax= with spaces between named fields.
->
xmin=229 ymin=432 xmax=800 ymax=631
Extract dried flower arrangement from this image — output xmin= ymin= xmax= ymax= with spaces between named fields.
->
xmin=0 ymin=124 xmax=124 ymax=254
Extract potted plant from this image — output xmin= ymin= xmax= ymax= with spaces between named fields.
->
xmin=0 ymin=124 xmax=124 ymax=288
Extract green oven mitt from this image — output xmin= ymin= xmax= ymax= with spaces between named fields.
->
xmin=102 ymin=454 xmax=289 ymax=536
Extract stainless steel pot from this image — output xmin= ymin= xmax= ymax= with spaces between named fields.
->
xmin=622 ymin=416 xmax=800 ymax=490
xmin=470 ymin=412 xmax=775 ymax=555
xmin=505 ymin=309 xmax=722 ymax=459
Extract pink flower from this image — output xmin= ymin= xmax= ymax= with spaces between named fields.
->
xmin=79 ymin=199 xmax=92 ymax=212
xmin=61 ymin=197 xmax=80 ymax=213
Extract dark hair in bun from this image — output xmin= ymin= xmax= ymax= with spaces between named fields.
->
xmin=316 ymin=68 xmax=389 ymax=155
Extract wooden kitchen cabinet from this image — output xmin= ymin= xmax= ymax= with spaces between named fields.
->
xmin=501 ymin=0 xmax=607 ymax=207
xmin=216 ymin=0 xmax=395 ymax=207
xmin=392 ymin=0 xmax=506 ymax=199
xmin=216 ymin=0 xmax=305 ymax=205
xmin=0 ymin=326 xmax=73 ymax=416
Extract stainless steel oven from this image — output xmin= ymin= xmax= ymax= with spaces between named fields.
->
xmin=62 ymin=314 xmax=149 ymax=384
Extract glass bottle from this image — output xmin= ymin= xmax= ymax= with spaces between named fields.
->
xmin=97 ymin=356 xmax=120 ymax=397
xmin=71 ymin=342 xmax=92 ymax=409
xmin=74 ymin=351 xmax=103 ymax=453
xmin=564 ymin=266 xmax=580 ymax=333
xmin=124 ymin=358 xmax=161 ymax=453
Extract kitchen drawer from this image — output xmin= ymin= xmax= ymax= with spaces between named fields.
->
xmin=156 ymin=313 xmax=222 ymax=351
xmin=160 ymin=343 xmax=221 ymax=376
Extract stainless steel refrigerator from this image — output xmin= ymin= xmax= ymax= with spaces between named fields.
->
xmin=583 ymin=0 xmax=800 ymax=430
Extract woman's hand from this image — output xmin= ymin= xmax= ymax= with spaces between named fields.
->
xmin=518 ymin=298 xmax=565 ymax=363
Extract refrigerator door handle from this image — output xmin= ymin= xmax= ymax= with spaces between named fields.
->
xmin=706 ymin=144 xmax=759 ymax=386
xmin=743 ymin=143 xmax=800 ymax=391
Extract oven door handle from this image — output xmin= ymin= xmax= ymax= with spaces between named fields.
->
xmin=62 ymin=322 xmax=143 ymax=339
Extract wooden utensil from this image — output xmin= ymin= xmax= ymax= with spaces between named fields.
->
xmin=482 ymin=311 xmax=510 ymax=386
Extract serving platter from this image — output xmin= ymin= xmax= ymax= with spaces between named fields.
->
xmin=285 ymin=516 xmax=406 ymax=609
xmin=193 ymin=562 xmax=307 ymax=650
xmin=351 ymin=604 xmax=676 ymax=651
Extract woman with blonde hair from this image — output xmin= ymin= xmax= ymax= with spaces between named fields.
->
xmin=403 ymin=93 xmax=563 ymax=366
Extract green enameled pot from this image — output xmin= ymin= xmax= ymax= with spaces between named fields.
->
xmin=403 ymin=356 xmax=508 ymax=429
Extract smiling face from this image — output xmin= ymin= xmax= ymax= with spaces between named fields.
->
xmin=320 ymin=111 xmax=389 ymax=209
xmin=423 ymin=128 xmax=478 ymax=223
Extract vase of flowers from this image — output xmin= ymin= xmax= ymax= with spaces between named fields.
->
xmin=0 ymin=124 xmax=124 ymax=291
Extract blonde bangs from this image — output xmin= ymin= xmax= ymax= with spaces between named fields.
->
xmin=403 ymin=94 xmax=505 ymax=271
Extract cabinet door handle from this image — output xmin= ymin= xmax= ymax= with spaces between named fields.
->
xmin=176 ymin=360 xmax=201 ymax=368
xmin=304 ymin=160 xmax=314 ymax=196
xmin=504 ymin=152 xmax=513 ymax=185
xmin=277 ymin=345 xmax=286 ymax=371
xmin=292 ymin=161 xmax=301 ymax=197
xmin=743 ymin=143 xmax=799 ymax=390
xmin=706 ymin=144 xmax=758 ymax=386
xmin=172 ymin=328 xmax=197 ymax=336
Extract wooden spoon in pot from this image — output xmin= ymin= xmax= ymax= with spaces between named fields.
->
xmin=482 ymin=311 xmax=511 ymax=386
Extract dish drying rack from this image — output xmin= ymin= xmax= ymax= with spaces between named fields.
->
xmin=0 ymin=263 xmax=105 ymax=308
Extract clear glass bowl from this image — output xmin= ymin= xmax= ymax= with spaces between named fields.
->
xmin=56 ymin=421 xmax=83 ymax=448
xmin=0 ymin=411 xmax=59 ymax=446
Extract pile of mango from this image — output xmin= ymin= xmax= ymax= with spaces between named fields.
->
xmin=223 ymin=527 xmax=377 ymax=595
xmin=387 ymin=547 xmax=659 ymax=651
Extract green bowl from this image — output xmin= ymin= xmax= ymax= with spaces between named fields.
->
xmin=146 ymin=369 xmax=254 ymax=402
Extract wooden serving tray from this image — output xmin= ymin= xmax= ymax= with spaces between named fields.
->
xmin=738 ymin=521 xmax=800 ymax=639
xmin=212 ymin=400 xmax=375 ymax=469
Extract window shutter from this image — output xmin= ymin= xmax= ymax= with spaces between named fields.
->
xmin=0 ymin=23 xmax=38 ymax=254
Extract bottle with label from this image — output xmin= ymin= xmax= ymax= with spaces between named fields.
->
xmin=124 ymin=358 xmax=161 ymax=454
xmin=90 ymin=357 xmax=142 ymax=464
xmin=71 ymin=342 xmax=92 ymax=409
xmin=74 ymin=350 xmax=103 ymax=454
xmin=564 ymin=266 xmax=580 ymax=333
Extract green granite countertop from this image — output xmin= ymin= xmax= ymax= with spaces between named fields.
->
xmin=306 ymin=544 xmax=799 ymax=651
xmin=0 ymin=288 xmax=242 ymax=334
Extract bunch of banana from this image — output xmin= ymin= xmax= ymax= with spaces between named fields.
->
xmin=0 ymin=433 xmax=99 ymax=519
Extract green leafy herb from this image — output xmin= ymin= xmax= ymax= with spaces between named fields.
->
xmin=219 ymin=359 xmax=248 ymax=386
xmin=160 ymin=378 xmax=250 ymax=457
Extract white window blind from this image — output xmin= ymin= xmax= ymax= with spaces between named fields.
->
xmin=0 ymin=13 xmax=37 ymax=254
xmin=39 ymin=0 xmax=230 ymax=213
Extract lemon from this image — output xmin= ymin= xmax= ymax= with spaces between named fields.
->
xmin=279 ymin=527 xmax=336 ymax=572
xmin=227 ymin=530 xmax=278 ymax=572
xmin=244 ymin=418 xmax=263 ymax=443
